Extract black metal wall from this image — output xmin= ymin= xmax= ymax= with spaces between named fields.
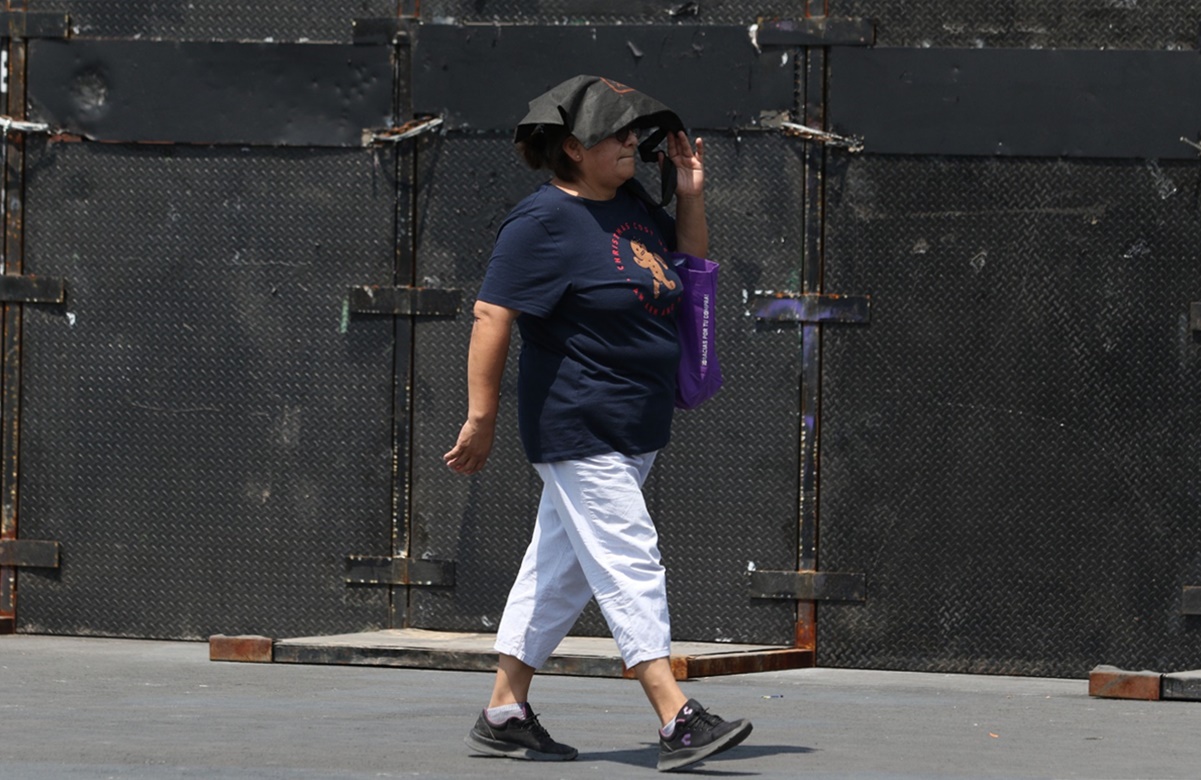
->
xmin=820 ymin=157 xmax=1201 ymax=676
xmin=7 ymin=2 xmax=806 ymax=647
xmin=815 ymin=0 xmax=1201 ymax=676
xmin=17 ymin=143 xmax=397 ymax=638
xmin=7 ymin=5 xmax=405 ymax=640
xmin=5 ymin=1 xmax=1199 ymax=677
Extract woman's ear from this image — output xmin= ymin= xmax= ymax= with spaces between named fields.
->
xmin=561 ymin=136 xmax=584 ymax=163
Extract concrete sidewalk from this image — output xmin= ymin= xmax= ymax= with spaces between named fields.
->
xmin=0 ymin=635 xmax=1194 ymax=779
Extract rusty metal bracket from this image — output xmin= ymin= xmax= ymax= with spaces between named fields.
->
xmin=755 ymin=112 xmax=866 ymax=151
xmin=749 ymin=569 xmax=866 ymax=602
xmin=752 ymin=17 xmax=876 ymax=48
xmin=0 ymin=540 xmax=60 ymax=568
xmin=345 ymin=555 xmax=455 ymax=587
xmin=348 ymin=285 xmax=460 ymax=317
xmin=0 ymin=11 xmax=70 ymax=39
xmin=751 ymin=292 xmax=871 ymax=324
xmin=0 ymin=274 xmax=66 ymax=304
xmin=362 ymin=117 xmax=444 ymax=146
xmin=780 ymin=121 xmax=865 ymax=152
xmin=1184 ymin=586 xmax=1201 ymax=616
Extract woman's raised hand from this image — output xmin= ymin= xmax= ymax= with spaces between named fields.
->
xmin=666 ymin=131 xmax=704 ymax=199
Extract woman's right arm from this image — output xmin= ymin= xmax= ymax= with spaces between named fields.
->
xmin=443 ymin=299 xmax=521 ymax=475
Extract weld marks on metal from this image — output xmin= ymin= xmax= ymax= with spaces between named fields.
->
xmin=753 ymin=17 xmax=876 ymax=47
xmin=345 ymin=555 xmax=456 ymax=587
xmin=749 ymin=570 xmax=866 ymax=602
xmin=348 ymin=286 xmax=461 ymax=317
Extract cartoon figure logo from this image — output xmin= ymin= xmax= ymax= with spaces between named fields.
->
xmin=630 ymin=240 xmax=677 ymax=299
xmin=610 ymin=220 xmax=678 ymax=317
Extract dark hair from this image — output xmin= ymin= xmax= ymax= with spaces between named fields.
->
xmin=516 ymin=124 xmax=579 ymax=182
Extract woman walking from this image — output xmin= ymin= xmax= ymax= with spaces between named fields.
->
xmin=444 ymin=74 xmax=751 ymax=772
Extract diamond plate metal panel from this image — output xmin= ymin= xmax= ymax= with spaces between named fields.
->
xmin=28 ymin=0 xmax=396 ymax=42
xmin=820 ymin=155 xmax=1201 ymax=676
xmin=409 ymin=132 xmax=802 ymax=645
xmin=17 ymin=142 xmax=397 ymax=639
xmin=835 ymin=0 xmax=1197 ymax=49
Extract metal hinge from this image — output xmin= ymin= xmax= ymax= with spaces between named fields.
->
xmin=345 ymin=555 xmax=455 ymax=587
xmin=0 ymin=274 xmax=66 ymax=304
xmin=0 ymin=540 xmax=61 ymax=569
xmin=749 ymin=569 xmax=866 ymax=602
xmin=750 ymin=292 xmax=871 ymax=324
xmin=0 ymin=11 xmax=70 ymax=39
xmin=347 ymin=286 xmax=461 ymax=317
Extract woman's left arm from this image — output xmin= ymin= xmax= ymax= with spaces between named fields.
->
xmin=668 ymin=131 xmax=708 ymax=258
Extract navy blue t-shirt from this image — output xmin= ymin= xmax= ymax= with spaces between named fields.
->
xmin=478 ymin=183 xmax=682 ymax=463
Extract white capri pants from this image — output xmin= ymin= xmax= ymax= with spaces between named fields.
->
xmin=494 ymin=450 xmax=672 ymax=670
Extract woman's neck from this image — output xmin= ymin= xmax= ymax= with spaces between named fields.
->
xmin=551 ymin=177 xmax=618 ymax=201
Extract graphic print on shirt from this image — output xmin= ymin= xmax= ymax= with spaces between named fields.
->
xmin=611 ymin=220 xmax=679 ymax=317
xmin=631 ymin=240 xmax=677 ymax=299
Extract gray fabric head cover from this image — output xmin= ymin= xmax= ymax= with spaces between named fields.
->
xmin=514 ymin=74 xmax=683 ymax=149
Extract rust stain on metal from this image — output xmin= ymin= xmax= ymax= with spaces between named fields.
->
xmin=795 ymin=601 xmax=816 ymax=650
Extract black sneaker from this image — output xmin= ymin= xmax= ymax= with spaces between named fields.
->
xmin=464 ymin=704 xmax=578 ymax=762
xmin=657 ymin=698 xmax=753 ymax=772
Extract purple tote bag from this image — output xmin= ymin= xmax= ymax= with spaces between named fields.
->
xmin=670 ymin=252 xmax=724 ymax=410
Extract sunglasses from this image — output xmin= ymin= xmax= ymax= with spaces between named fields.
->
xmin=614 ymin=125 xmax=641 ymax=143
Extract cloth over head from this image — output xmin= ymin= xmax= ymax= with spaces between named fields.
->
xmin=514 ymin=74 xmax=685 ymax=205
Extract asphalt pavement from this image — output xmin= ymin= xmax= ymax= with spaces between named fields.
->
xmin=1 ymin=635 xmax=1195 ymax=779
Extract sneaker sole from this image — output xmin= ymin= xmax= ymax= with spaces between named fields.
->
xmin=657 ymin=719 xmax=753 ymax=772
xmin=464 ymin=732 xmax=579 ymax=762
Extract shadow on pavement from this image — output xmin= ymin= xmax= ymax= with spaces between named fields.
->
xmin=572 ymin=742 xmax=816 ymax=772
